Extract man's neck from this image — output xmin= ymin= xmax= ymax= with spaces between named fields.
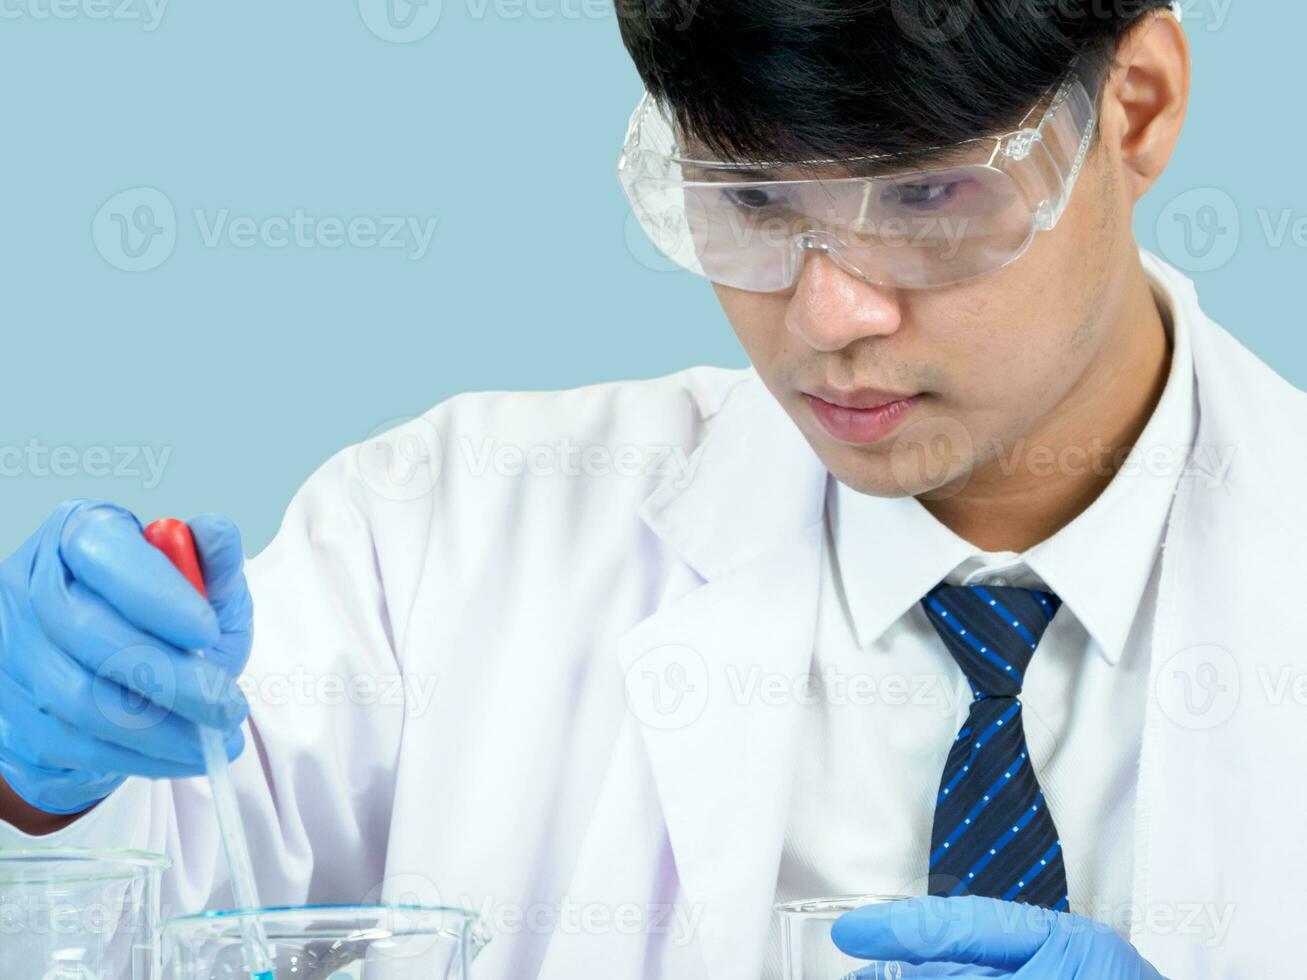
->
xmin=918 ymin=262 xmax=1172 ymax=554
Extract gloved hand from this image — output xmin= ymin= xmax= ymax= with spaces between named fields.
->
xmin=0 ymin=500 xmax=252 ymax=816
xmin=832 ymin=896 xmax=1166 ymax=978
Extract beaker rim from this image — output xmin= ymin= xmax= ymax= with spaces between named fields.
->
xmin=164 ymin=903 xmax=493 ymax=963
xmin=0 ymin=846 xmax=171 ymax=883
xmin=163 ymin=902 xmax=487 ymax=935
xmin=773 ymin=894 xmax=911 ymax=916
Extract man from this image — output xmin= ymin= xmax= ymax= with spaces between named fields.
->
xmin=1 ymin=1 xmax=1302 ymax=977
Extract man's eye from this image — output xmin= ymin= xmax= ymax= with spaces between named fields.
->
xmin=887 ymin=180 xmax=961 ymax=210
xmin=723 ymin=187 xmax=782 ymax=211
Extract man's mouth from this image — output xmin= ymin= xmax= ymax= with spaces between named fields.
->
xmin=802 ymin=387 xmax=926 ymax=445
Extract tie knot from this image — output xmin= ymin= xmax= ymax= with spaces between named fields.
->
xmin=921 ymin=583 xmax=1062 ymax=698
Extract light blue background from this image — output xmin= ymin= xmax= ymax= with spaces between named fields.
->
xmin=0 ymin=0 xmax=1300 ymax=556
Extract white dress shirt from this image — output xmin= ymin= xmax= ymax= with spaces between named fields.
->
xmin=762 ymin=267 xmax=1197 ymax=980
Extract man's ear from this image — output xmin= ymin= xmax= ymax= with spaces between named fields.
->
xmin=1097 ymin=9 xmax=1191 ymax=204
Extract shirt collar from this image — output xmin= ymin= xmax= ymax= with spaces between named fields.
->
xmin=831 ymin=256 xmax=1197 ymax=666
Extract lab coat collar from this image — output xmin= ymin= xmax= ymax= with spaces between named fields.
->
xmin=639 ymin=371 xmax=829 ymax=582
xmin=831 ymin=246 xmax=1197 ymax=666
xmin=827 ymin=481 xmax=978 ymax=650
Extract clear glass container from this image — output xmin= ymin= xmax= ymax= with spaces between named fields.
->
xmin=163 ymin=904 xmax=489 ymax=979
xmin=775 ymin=894 xmax=907 ymax=980
xmin=0 ymin=847 xmax=170 ymax=980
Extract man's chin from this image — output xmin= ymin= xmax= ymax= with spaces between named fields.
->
xmin=821 ymin=446 xmax=974 ymax=501
xmin=822 ymin=457 xmax=923 ymax=500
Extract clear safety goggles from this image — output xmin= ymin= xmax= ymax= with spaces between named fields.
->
xmin=617 ymin=69 xmax=1100 ymax=292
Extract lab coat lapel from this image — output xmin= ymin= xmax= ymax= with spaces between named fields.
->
xmin=543 ymin=374 xmax=829 ymax=980
xmin=1131 ymin=257 xmax=1307 ymax=975
xmin=623 ymin=375 xmax=828 ymax=980
xmin=613 ymin=525 xmax=825 ymax=980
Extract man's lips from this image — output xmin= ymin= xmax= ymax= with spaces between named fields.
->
xmin=806 ymin=385 xmax=922 ymax=410
xmin=803 ymin=388 xmax=925 ymax=445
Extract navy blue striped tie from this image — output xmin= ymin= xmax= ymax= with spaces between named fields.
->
xmin=920 ymin=583 xmax=1069 ymax=911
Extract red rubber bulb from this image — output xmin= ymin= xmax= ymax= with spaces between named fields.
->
xmin=143 ymin=518 xmax=208 ymax=598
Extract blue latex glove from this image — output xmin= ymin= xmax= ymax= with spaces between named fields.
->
xmin=832 ymin=896 xmax=1167 ymax=978
xmin=0 ymin=500 xmax=252 ymax=815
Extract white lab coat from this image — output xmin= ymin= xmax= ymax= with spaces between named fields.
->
xmin=20 ymin=249 xmax=1307 ymax=978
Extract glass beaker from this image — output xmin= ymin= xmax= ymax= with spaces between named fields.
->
xmin=163 ymin=904 xmax=489 ymax=979
xmin=0 ymin=847 xmax=170 ymax=980
xmin=775 ymin=895 xmax=907 ymax=980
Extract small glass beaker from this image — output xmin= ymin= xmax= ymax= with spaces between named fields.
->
xmin=0 ymin=847 xmax=170 ymax=980
xmin=775 ymin=894 xmax=908 ymax=980
xmin=163 ymin=904 xmax=490 ymax=979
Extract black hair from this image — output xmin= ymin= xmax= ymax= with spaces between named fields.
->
xmin=617 ymin=0 xmax=1174 ymax=168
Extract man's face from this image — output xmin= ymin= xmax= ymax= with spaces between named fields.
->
xmin=713 ymin=140 xmax=1137 ymax=499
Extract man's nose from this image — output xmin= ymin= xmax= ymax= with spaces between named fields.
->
xmin=784 ymin=252 xmax=903 ymax=352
